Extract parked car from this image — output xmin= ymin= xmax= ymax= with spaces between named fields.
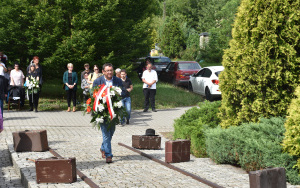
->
xmin=188 ymin=66 xmax=224 ymax=101
xmin=136 ymin=56 xmax=171 ymax=79
xmin=160 ymin=61 xmax=201 ymax=86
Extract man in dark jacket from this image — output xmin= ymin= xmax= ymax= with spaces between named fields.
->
xmin=93 ymin=63 xmax=124 ymax=163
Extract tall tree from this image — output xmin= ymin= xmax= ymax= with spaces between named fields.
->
xmin=219 ymin=0 xmax=300 ymax=128
xmin=160 ymin=17 xmax=185 ymax=58
xmin=0 ymin=0 xmax=159 ymax=77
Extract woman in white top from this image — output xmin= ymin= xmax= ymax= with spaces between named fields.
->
xmin=10 ymin=63 xmax=25 ymax=86
xmin=88 ymin=65 xmax=102 ymax=89
xmin=10 ymin=63 xmax=25 ymax=106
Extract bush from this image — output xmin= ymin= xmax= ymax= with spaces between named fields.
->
xmin=219 ymin=0 xmax=300 ymax=128
xmin=282 ymin=86 xmax=300 ymax=172
xmin=173 ymin=101 xmax=221 ymax=157
xmin=206 ymin=117 xmax=300 ymax=184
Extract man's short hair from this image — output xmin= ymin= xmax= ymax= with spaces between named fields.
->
xmin=84 ymin=63 xmax=89 ymax=67
xmin=115 ymin=68 xmax=121 ymax=73
xmin=102 ymin=63 xmax=113 ymax=70
xmin=120 ymin=69 xmax=127 ymax=73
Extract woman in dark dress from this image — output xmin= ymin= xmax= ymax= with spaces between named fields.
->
xmin=27 ymin=56 xmax=43 ymax=89
xmin=63 ymin=63 xmax=78 ymax=112
xmin=26 ymin=64 xmax=40 ymax=112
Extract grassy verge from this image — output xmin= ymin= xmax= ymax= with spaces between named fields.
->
xmin=12 ymin=73 xmax=203 ymax=111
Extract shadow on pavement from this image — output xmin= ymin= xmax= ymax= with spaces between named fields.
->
xmin=5 ymin=117 xmax=37 ymax=121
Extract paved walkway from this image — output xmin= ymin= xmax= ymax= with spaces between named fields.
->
xmin=0 ymin=108 xmax=298 ymax=188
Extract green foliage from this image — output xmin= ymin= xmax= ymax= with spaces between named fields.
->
xmin=219 ymin=0 xmax=300 ymax=128
xmin=0 ymin=0 xmax=159 ymax=78
xmin=173 ymin=101 xmax=221 ymax=157
xmin=160 ymin=17 xmax=185 ymax=58
xmin=206 ymin=117 xmax=300 ymax=185
xmin=282 ymin=86 xmax=300 ymax=172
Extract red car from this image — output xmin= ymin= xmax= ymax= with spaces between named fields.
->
xmin=160 ymin=61 xmax=201 ymax=86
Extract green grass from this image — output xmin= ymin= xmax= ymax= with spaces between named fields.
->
xmin=21 ymin=73 xmax=204 ymax=111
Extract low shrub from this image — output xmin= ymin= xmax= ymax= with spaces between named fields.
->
xmin=173 ymin=100 xmax=221 ymax=157
xmin=206 ymin=117 xmax=300 ymax=185
xmin=282 ymin=86 xmax=300 ymax=173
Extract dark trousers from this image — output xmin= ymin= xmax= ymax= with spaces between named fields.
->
xmin=29 ymin=92 xmax=39 ymax=109
xmin=66 ymin=89 xmax=76 ymax=107
xmin=143 ymin=88 xmax=156 ymax=110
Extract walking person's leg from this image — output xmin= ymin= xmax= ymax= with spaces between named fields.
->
xmin=150 ymin=89 xmax=156 ymax=111
xmin=143 ymin=88 xmax=150 ymax=112
xmin=100 ymin=123 xmax=115 ymax=163
xmin=121 ymin=98 xmax=126 ymax=125
xmin=125 ymin=97 xmax=131 ymax=124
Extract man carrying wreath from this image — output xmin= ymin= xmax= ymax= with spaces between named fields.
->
xmin=93 ymin=63 xmax=124 ymax=163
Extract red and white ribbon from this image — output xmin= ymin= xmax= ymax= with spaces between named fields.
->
xmin=93 ymin=85 xmax=116 ymax=120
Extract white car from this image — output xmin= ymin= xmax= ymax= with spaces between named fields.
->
xmin=188 ymin=66 xmax=224 ymax=101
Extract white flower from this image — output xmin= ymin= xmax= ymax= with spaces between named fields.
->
xmin=36 ymin=85 xmax=39 ymax=88
xmin=110 ymin=91 xmax=115 ymax=96
xmin=102 ymin=97 xmax=106 ymax=104
xmin=96 ymin=117 xmax=104 ymax=124
xmin=115 ymin=87 xmax=122 ymax=95
xmin=117 ymin=101 xmax=123 ymax=108
xmin=97 ymin=104 xmax=105 ymax=112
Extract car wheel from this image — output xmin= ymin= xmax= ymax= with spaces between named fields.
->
xmin=188 ymin=82 xmax=193 ymax=92
xmin=205 ymin=87 xmax=213 ymax=101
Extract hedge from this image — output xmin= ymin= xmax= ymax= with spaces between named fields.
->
xmin=173 ymin=101 xmax=221 ymax=157
xmin=206 ymin=117 xmax=300 ymax=184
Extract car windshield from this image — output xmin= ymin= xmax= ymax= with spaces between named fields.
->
xmin=178 ymin=63 xmax=201 ymax=70
xmin=215 ymin=71 xmax=222 ymax=77
xmin=153 ymin=57 xmax=171 ymax=65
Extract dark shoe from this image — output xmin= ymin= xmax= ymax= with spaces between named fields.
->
xmin=28 ymin=108 xmax=33 ymax=111
xmin=35 ymin=109 xmax=38 ymax=112
xmin=100 ymin=149 xmax=106 ymax=159
xmin=143 ymin=109 xmax=148 ymax=112
xmin=126 ymin=119 xmax=129 ymax=124
xmin=152 ymin=109 xmax=157 ymax=112
xmin=106 ymin=156 xmax=112 ymax=163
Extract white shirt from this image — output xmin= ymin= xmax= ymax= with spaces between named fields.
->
xmin=142 ymin=69 xmax=158 ymax=89
xmin=10 ymin=69 xmax=25 ymax=86
xmin=105 ymin=77 xmax=113 ymax=87
xmin=0 ymin=63 xmax=6 ymax=76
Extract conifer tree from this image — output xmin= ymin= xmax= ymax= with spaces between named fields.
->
xmin=219 ymin=0 xmax=300 ymax=128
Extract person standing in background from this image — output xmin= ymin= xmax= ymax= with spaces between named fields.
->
xmin=10 ymin=63 xmax=25 ymax=107
xmin=26 ymin=64 xmax=40 ymax=112
xmin=63 ymin=63 xmax=78 ymax=112
xmin=115 ymin=68 xmax=121 ymax=78
xmin=0 ymin=52 xmax=8 ymax=64
xmin=81 ymin=63 xmax=92 ymax=81
xmin=0 ymin=69 xmax=7 ymax=121
xmin=87 ymin=65 xmax=102 ymax=90
xmin=120 ymin=69 xmax=133 ymax=125
xmin=81 ymin=72 xmax=90 ymax=101
xmin=142 ymin=62 xmax=158 ymax=112
xmin=27 ymin=56 xmax=43 ymax=89
xmin=4 ymin=66 xmax=12 ymax=102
